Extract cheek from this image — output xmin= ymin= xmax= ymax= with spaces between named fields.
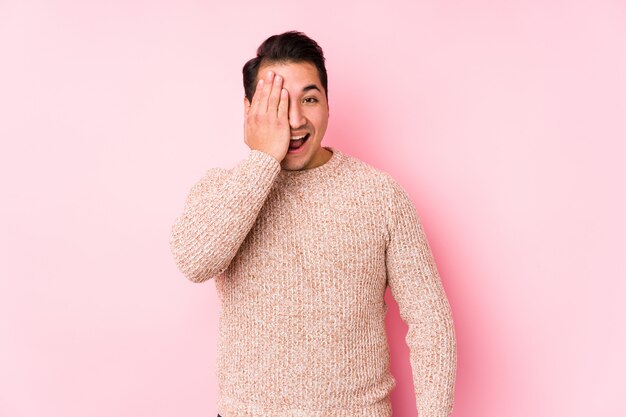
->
xmin=309 ymin=111 xmax=329 ymax=132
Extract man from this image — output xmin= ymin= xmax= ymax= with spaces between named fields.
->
xmin=169 ymin=31 xmax=457 ymax=417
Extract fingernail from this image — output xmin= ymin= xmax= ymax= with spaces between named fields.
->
xmin=275 ymin=75 xmax=282 ymax=82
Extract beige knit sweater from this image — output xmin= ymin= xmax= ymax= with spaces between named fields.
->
xmin=169 ymin=146 xmax=456 ymax=417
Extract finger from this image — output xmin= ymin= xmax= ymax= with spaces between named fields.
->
xmin=259 ymin=70 xmax=274 ymax=113
xmin=249 ymin=78 xmax=264 ymax=113
xmin=277 ymin=88 xmax=288 ymax=120
xmin=268 ymin=74 xmax=283 ymax=116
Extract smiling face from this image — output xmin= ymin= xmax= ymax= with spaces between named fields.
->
xmin=251 ymin=60 xmax=331 ymax=171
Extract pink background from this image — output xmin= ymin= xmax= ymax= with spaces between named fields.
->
xmin=1 ymin=1 xmax=625 ymax=416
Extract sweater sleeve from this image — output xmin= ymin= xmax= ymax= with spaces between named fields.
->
xmin=384 ymin=175 xmax=457 ymax=417
xmin=169 ymin=149 xmax=281 ymax=283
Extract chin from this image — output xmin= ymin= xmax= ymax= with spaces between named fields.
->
xmin=282 ymin=159 xmax=309 ymax=171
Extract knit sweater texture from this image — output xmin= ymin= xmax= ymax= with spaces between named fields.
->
xmin=169 ymin=146 xmax=457 ymax=417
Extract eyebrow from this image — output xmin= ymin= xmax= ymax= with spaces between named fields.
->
xmin=302 ymin=84 xmax=322 ymax=93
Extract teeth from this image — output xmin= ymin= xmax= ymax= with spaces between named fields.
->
xmin=290 ymin=134 xmax=307 ymax=141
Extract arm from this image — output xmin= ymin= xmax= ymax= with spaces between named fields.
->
xmin=170 ymin=69 xmax=290 ymax=283
xmin=384 ymin=175 xmax=457 ymax=417
xmin=169 ymin=149 xmax=280 ymax=283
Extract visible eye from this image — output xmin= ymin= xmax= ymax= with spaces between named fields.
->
xmin=303 ymin=97 xmax=318 ymax=104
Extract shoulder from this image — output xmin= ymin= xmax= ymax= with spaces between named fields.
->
xmin=336 ymin=151 xmax=395 ymax=190
xmin=335 ymin=152 xmax=417 ymax=229
xmin=338 ymin=151 xmax=411 ymax=200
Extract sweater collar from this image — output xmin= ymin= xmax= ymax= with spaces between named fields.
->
xmin=277 ymin=146 xmax=342 ymax=181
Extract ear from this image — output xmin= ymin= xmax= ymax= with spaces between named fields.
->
xmin=244 ymin=96 xmax=251 ymax=115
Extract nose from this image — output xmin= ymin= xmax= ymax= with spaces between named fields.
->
xmin=288 ymin=102 xmax=306 ymax=130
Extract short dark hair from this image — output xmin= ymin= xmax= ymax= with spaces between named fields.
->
xmin=242 ymin=31 xmax=328 ymax=103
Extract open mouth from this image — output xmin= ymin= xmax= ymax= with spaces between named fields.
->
xmin=288 ymin=133 xmax=310 ymax=152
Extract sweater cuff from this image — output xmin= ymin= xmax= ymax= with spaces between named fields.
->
xmin=247 ymin=149 xmax=281 ymax=178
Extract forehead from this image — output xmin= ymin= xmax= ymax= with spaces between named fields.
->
xmin=257 ymin=61 xmax=322 ymax=90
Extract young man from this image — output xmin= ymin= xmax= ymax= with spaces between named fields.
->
xmin=169 ymin=31 xmax=457 ymax=417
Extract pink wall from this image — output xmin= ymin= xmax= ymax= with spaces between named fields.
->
xmin=1 ymin=1 xmax=625 ymax=416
